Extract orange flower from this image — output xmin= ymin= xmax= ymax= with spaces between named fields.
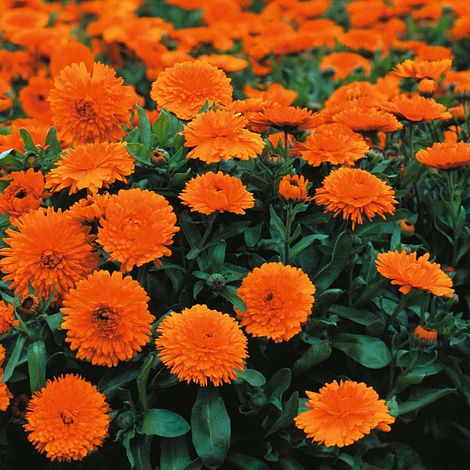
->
xmin=320 ymin=52 xmax=371 ymax=80
xmin=179 ymin=171 xmax=254 ymax=215
xmin=97 ymin=189 xmax=179 ymax=272
xmin=66 ymin=193 xmax=110 ymax=237
xmin=414 ymin=325 xmax=438 ymax=343
xmin=416 ymin=141 xmax=470 ymax=169
xmin=150 ymin=60 xmax=232 ymax=120
xmin=333 ymin=107 xmax=402 ymax=132
xmin=199 ymin=54 xmax=249 ymax=73
xmin=18 ymin=76 xmax=53 ymax=123
xmin=297 ymin=124 xmax=369 ymax=167
xmin=0 ymin=301 xmax=19 ymax=335
xmin=0 ymin=377 xmax=12 ymax=412
xmin=155 ymin=304 xmax=248 ymax=386
xmin=183 ymin=110 xmax=264 ymax=163
xmin=0 ymin=168 xmax=45 ymax=219
xmin=376 ymin=250 xmax=454 ymax=297
xmin=49 ymin=41 xmax=94 ymax=76
xmin=18 ymin=294 xmax=42 ymax=316
xmin=61 ymin=271 xmax=154 ymax=367
xmin=385 ymin=95 xmax=451 ymax=122
xmin=24 ymin=374 xmax=110 ymax=462
xmin=0 ymin=345 xmax=5 ymax=366
xmin=235 ymin=262 xmax=315 ymax=342
xmin=391 ymin=59 xmax=452 ymax=80
xmin=0 ymin=208 xmax=99 ymax=302
xmin=278 ymin=175 xmax=309 ymax=202
xmin=399 ymin=219 xmax=415 ymax=235
xmin=49 ymin=62 xmax=135 ymax=144
xmin=46 ymin=143 xmax=134 ymax=194
xmin=295 ymin=380 xmax=395 ymax=447
xmin=417 ymin=78 xmax=438 ymax=96
xmin=314 ymin=168 xmax=397 ymax=229
xmin=244 ymin=83 xmax=297 ymax=106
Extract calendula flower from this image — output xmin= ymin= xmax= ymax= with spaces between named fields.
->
xmin=49 ymin=62 xmax=135 ymax=143
xmin=413 ymin=325 xmax=438 ymax=343
xmin=18 ymin=76 xmax=53 ymax=123
xmin=155 ymin=304 xmax=248 ymax=386
xmin=0 ymin=377 xmax=12 ymax=412
xmin=235 ymin=263 xmax=315 ymax=342
xmin=417 ymin=78 xmax=438 ymax=97
xmin=416 ymin=141 xmax=470 ymax=169
xmin=0 ymin=208 xmax=99 ymax=302
xmin=320 ymin=52 xmax=371 ymax=80
xmin=49 ymin=41 xmax=94 ymax=76
xmin=295 ymin=380 xmax=395 ymax=447
xmin=0 ymin=345 xmax=5 ymax=366
xmin=244 ymin=83 xmax=297 ymax=105
xmin=386 ymin=95 xmax=451 ymax=122
xmin=97 ymin=189 xmax=179 ymax=272
xmin=278 ymin=175 xmax=309 ymax=202
xmin=61 ymin=271 xmax=154 ymax=367
xmin=24 ymin=374 xmax=110 ymax=462
xmin=297 ymin=124 xmax=369 ymax=167
xmin=399 ymin=219 xmax=415 ymax=235
xmin=333 ymin=107 xmax=402 ymax=132
xmin=0 ymin=169 xmax=45 ymax=220
xmin=0 ymin=302 xmax=19 ymax=335
xmin=183 ymin=110 xmax=264 ymax=163
xmin=66 ymin=193 xmax=110 ymax=236
xmin=376 ymin=250 xmax=454 ymax=297
xmin=179 ymin=171 xmax=254 ymax=215
xmin=314 ymin=167 xmax=397 ymax=229
xmin=18 ymin=294 xmax=41 ymax=316
xmin=150 ymin=60 xmax=233 ymax=120
xmin=391 ymin=59 xmax=452 ymax=80
xmin=46 ymin=143 xmax=135 ymax=194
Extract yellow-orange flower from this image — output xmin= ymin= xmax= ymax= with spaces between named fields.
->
xmin=416 ymin=141 xmax=470 ymax=169
xmin=18 ymin=294 xmax=42 ymax=316
xmin=0 ymin=208 xmax=99 ymax=302
xmin=399 ymin=219 xmax=415 ymax=235
xmin=97 ymin=189 xmax=179 ymax=272
xmin=385 ymin=95 xmax=451 ymax=122
xmin=295 ymin=380 xmax=395 ymax=447
xmin=235 ymin=263 xmax=315 ymax=342
xmin=46 ymin=143 xmax=134 ymax=194
xmin=0 ymin=345 xmax=5 ymax=366
xmin=183 ymin=110 xmax=264 ymax=163
xmin=24 ymin=374 xmax=110 ymax=462
xmin=414 ymin=325 xmax=438 ymax=343
xmin=155 ymin=304 xmax=248 ymax=386
xmin=314 ymin=167 xmax=397 ymax=229
xmin=297 ymin=124 xmax=369 ymax=167
xmin=320 ymin=52 xmax=371 ymax=80
xmin=61 ymin=271 xmax=154 ymax=367
xmin=179 ymin=171 xmax=254 ymax=215
xmin=278 ymin=175 xmax=309 ymax=202
xmin=49 ymin=62 xmax=135 ymax=144
xmin=0 ymin=302 xmax=19 ymax=335
xmin=150 ymin=60 xmax=233 ymax=120
xmin=0 ymin=376 xmax=12 ymax=411
xmin=391 ymin=59 xmax=452 ymax=80
xmin=376 ymin=250 xmax=454 ymax=297
xmin=333 ymin=107 xmax=402 ymax=132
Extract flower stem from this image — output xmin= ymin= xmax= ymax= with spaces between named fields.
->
xmin=284 ymin=204 xmax=294 ymax=265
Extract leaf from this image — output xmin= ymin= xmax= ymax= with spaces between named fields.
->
xmin=293 ymin=340 xmax=331 ymax=375
xmin=394 ymin=364 xmax=443 ymax=394
xmin=219 ymin=286 xmax=246 ymax=312
xmin=396 ymin=388 xmax=455 ymax=416
xmin=266 ymin=392 xmax=299 ymax=436
xmin=333 ymin=333 xmax=391 ymax=369
xmin=27 ymin=340 xmax=46 ymax=393
xmin=160 ymin=437 xmax=192 ymax=470
xmin=191 ymin=388 xmax=231 ymax=469
xmin=19 ymin=128 xmax=36 ymax=153
xmin=99 ymin=363 xmax=141 ymax=394
xmin=136 ymin=104 xmax=151 ymax=149
xmin=136 ymin=354 xmax=155 ymax=409
xmin=211 ymin=241 xmax=226 ymax=272
xmin=153 ymin=109 xmax=172 ymax=147
xmin=265 ymin=368 xmax=291 ymax=410
xmin=1 ymin=335 xmax=26 ymax=383
xmin=329 ymin=304 xmax=381 ymax=327
xmin=237 ymin=368 xmax=266 ymax=387
xmin=46 ymin=312 xmax=63 ymax=332
xmin=45 ymin=127 xmax=62 ymax=157
xmin=141 ymin=409 xmax=190 ymax=437
xmin=127 ymin=143 xmax=151 ymax=166
xmin=290 ymin=234 xmax=328 ymax=259
xmin=227 ymin=452 xmax=271 ymax=470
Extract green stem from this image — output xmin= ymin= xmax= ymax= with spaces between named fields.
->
xmin=283 ymin=130 xmax=289 ymax=159
xmin=384 ymin=294 xmax=409 ymax=333
xmin=447 ymin=170 xmax=460 ymax=265
xmin=284 ymin=204 xmax=294 ymax=265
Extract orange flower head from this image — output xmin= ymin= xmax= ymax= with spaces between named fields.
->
xmin=399 ymin=219 xmax=415 ymax=235
xmin=0 ymin=208 xmax=99 ymax=302
xmin=18 ymin=76 xmax=53 ymax=123
xmin=66 ymin=193 xmax=110 ymax=238
xmin=199 ymin=54 xmax=249 ymax=73
xmin=0 ymin=301 xmax=19 ymax=335
xmin=278 ymin=175 xmax=309 ymax=202
xmin=416 ymin=141 xmax=470 ymax=169
xmin=244 ymin=83 xmax=297 ymax=106
xmin=183 ymin=110 xmax=264 ymax=163
xmin=235 ymin=262 xmax=315 ymax=342
xmin=314 ymin=167 xmax=397 ymax=229
xmin=391 ymin=59 xmax=452 ymax=80
xmin=150 ymin=60 xmax=233 ymax=120
xmin=61 ymin=271 xmax=154 ymax=367
xmin=295 ymin=380 xmax=395 ymax=447
xmin=413 ymin=325 xmax=438 ymax=343
xmin=417 ymin=78 xmax=438 ymax=97
xmin=49 ymin=62 xmax=135 ymax=144
xmin=333 ymin=107 xmax=403 ymax=133
xmin=18 ymin=294 xmax=42 ymax=316
xmin=0 ymin=168 xmax=45 ymax=219
xmin=179 ymin=171 xmax=254 ymax=215
xmin=46 ymin=143 xmax=135 ymax=194
xmin=24 ymin=374 xmax=110 ymax=462
xmin=50 ymin=41 xmax=94 ymax=76
xmin=320 ymin=52 xmax=371 ymax=80
xmin=0 ymin=378 xmax=12 ymax=412
xmin=297 ymin=124 xmax=369 ymax=167
xmin=97 ymin=189 xmax=179 ymax=272
xmin=0 ymin=345 xmax=5 ymax=366
xmin=155 ymin=304 xmax=248 ymax=387
xmin=376 ymin=250 xmax=454 ymax=297
xmin=386 ymin=95 xmax=451 ymax=122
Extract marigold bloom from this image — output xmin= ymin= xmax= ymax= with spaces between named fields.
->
xmin=62 ymin=271 xmax=153 ymax=367
xmin=320 ymin=52 xmax=371 ymax=80
xmin=417 ymin=78 xmax=437 ymax=96
xmin=314 ymin=168 xmax=397 ymax=229
xmin=295 ymin=380 xmax=395 ymax=447
xmin=416 ymin=141 xmax=470 ymax=169
xmin=413 ymin=325 xmax=438 ymax=343
xmin=0 ymin=301 xmax=19 ymax=335
xmin=244 ymin=83 xmax=297 ymax=106
xmin=0 ymin=345 xmax=5 ymax=366
xmin=49 ymin=41 xmax=94 ymax=76
xmin=49 ymin=62 xmax=135 ymax=144
xmin=18 ymin=294 xmax=42 ymax=316
xmin=155 ymin=304 xmax=248 ymax=386
xmin=297 ymin=124 xmax=369 ymax=167
xmin=183 ymin=110 xmax=264 ymax=163
xmin=24 ymin=374 xmax=110 ymax=462
xmin=278 ymin=175 xmax=309 ymax=202
xmin=391 ymin=59 xmax=452 ymax=80
xmin=235 ymin=263 xmax=315 ymax=342
xmin=386 ymin=95 xmax=451 ymax=122
xmin=179 ymin=171 xmax=254 ymax=215
xmin=399 ymin=219 xmax=415 ymax=235
xmin=97 ymin=189 xmax=179 ymax=272
xmin=376 ymin=250 xmax=454 ymax=297
xmin=333 ymin=107 xmax=402 ymax=132
xmin=0 ymin=169 xmax=45 ymax=219
xmin=46 ymin=143 xmax=134 ymax=194
xmin=18 ymin=76 xmax=53 ymax=123
xmin=0 ymin=208 xmax=99 ymax=302
xmin=150 ymin=60 xmax=233 ymax=120
xmin=199 ymin=54 xmax=249 ymax=73
xmin=0 ymin=378 xmax=12 ymax=411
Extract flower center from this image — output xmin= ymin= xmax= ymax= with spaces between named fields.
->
xmin=92 ymin=306 xmax=118 ymax=334
xmin=40 ymin=252 xmax=62 ymax=269
xmin=60 ymin=410 xmax=76 ymax=426
xmin=14 ymin=189 xmax=28 ymax=199
xmin=75 ymin=99 xmax=97 ymax=121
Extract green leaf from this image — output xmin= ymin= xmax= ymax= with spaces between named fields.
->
xmin=19 ymin=128 xmax=36 ymax=153
xmin=237 ymin=368 xmax=266 ymax=387
xmin=136 ymin=354 xmax=155 ymax=409
xmin=293 ymin=339 xmax=331 ymax=375
xmin=1 ymin=335 xmax=26 ymax=383
xmin=290 ymin=234 xmax=328 ymax=259
xmin=211 ymin=241 xmax=226 ymax=272
xmin=136 ymin=104 xmax=151 ymax=149
xmin=329 ymin=304 xmax=381 ymax=327
xmin=27 ymin=340 xmax=46 ymax=393
xmin=45 ymin=127 xmax=61 ymax=157
xmin=141 ymin=409 xmax=190 ymax=437
xmin=153 ymin=109 xmax=172 ymax=147
xmin=333 ymin=333 xmax=391 ymax=369
xmin=227 ymin=452 xmax=271 ymax=470
xmin=191 ymin=388 xmax=231 ymax=469
xmin=396 ymin=388 xmax=455 ymax=416
xmin=266 ymin=392 xmax=299 ymax=436
xmin=99 ymin=363 xmax=141 ymax=394
xmin=160 ymin=437 xmax=192 ymax=470
xmin=46 ymin=312 xmax=63 ymax=332
xmin=219 ymin=286 xmax=246 ymax=312
xmin=127 ymin=143 xmax=151 ymax=166
xmin=394 ymin=364 xmax=443 ymax=394
xmin=266 ymin=368 xmax=291 ymax=410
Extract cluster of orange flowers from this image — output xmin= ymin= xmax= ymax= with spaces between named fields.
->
xmin=0 ymin=0 xmax=467 ymax=465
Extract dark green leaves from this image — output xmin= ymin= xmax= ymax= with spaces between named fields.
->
xmin=141 ymin=409 xmax=190 ymax=438
xmin=1 ymin=335 xmax=26 ymax=383
xmin=395 ymin=388 xmax=455 ymax=416
xmin=27 ymin=340 xmax=46 ymax=392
